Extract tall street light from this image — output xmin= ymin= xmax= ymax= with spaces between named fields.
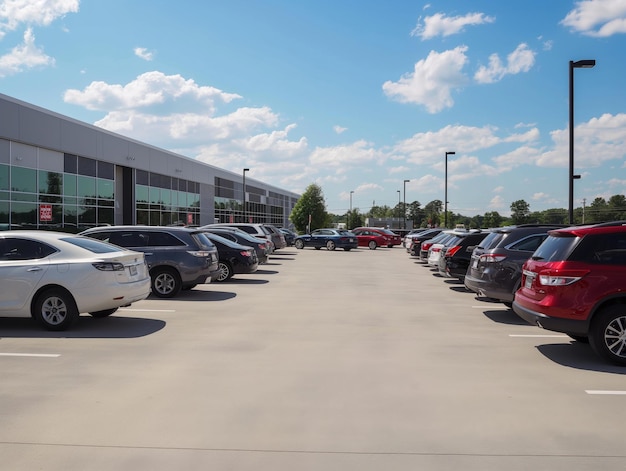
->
xmin=444 ymin=151 xmax=455 ymax=228
xmin=569 ymin=59 xmax=595 ymax=224
xmin=397 ymin=190 xmax=401 ymax=228
xmin=349 ymin=190 xmax=354 ymax=229
xmin=403 ymin=179 xmax=410 ymax=229
xmin=242 ymin=168 xmax=249 ymax=222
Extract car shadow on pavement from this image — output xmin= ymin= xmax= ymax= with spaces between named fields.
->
xmin=162 ymin=290 xmax=236 ymax=302
xmin=483 ymin=309 xmax=529 ymax=326
xmin=254 ymin=269 xmax=279 ymax=275
xmin=224 ymin=278 xmax=270 ymax=285
xmin=449 ymin=285 xmax=474 ymax=293
xmin=536 ymin=343 xmax=626 ymax=374
xmin=0 ymin=316 xmax=166 ymax=339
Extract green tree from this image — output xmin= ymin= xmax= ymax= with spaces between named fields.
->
xmin=543 ymin=208 xmax=567 ymax=224
xmin=407 ymin=201 xmax=423 ymax=227
xmin=588 ymin=197 xmax=608 ymax=223
xmin=346 ymin=209 xmax=364 ymax=230
xmin=483 ymin=211 xmax=503 ymax=228
xmin=289 ymin=183 xmax=330 ymax=232
xmin=424 ymin=200 xmax=443 ymax=227
xmin=608 ymin=194 xmax=626 ymax=221
xmin=510 ymin=200 xmax=530 ymax=225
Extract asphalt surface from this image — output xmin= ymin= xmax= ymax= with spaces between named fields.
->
xmin=1 ymin=245 xmax=626 ymax=470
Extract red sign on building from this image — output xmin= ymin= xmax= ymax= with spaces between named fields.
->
xmin=39 ymin=204 xmax=52 ymax=222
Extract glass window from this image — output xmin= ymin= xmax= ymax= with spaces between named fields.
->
xmin=11 ymin=202 xmax=37 ymax=225
xmin=0 ymin=201 xmax=8 ymax=223
xmin=39 ymin=170 xmax=63 ymax=195
xmin=11 ymin=167 xmax=36 ymax=193
xmin=508 ymin=235 xmax=548 ymax=252
xmin=63 ymin=205 xmax=77 ymax=226
xmin=77 ymin=205 xmax=96 ymax=225
xmin=136 ymin=170 xmax=149 ymax=185
xmin=97 ymin=161 xmax=114 ymax=180
xmin=64 ymin=174 xmax=77 ymax=196
xmin=136 ymin=185 xmax=149 ymax=203
xmin=63 ymin=236 xmax=121 ymax=254
xmin=98 ymin=207 xmax=114 ymax=225
xmin=97 ymin=178 xmax=114 ymax=199
xmin=149 ymin=187 xmax=160 ymax=205
xmin=64 ymin=154 xmax=77 ymax=174
xmin=0 ymin=164 xmax=8 ymax=191
xmin=532 ymin=235 xmax=578 ymax=261
xmin=77 ymin=175 xmax=96 ymax=198
xmin=145 ymin=231 xmax=185 ymax=247
xmin=0 ymin=238 xmax=57 ymax=260
xmin=78 ymin=156 xmax=96 ymax=177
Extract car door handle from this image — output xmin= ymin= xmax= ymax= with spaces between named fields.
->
xmin=27 ymin=267 xmax=43 ymax=272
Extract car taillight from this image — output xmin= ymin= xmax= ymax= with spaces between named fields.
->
xmin=481 ymin=253 xmax=506 ymax=263
xmin=188 ymin=250 xmax=210 ymax=257
xmin=240 ymin=250 xmax=252 ymax=257
xmin=432 ymin=247 xmax=441 ymax=253
xmin=445 ymin=245 xmax=461 ymax=257
xmin=538 ymin=269 xmax=589 ymax=286
xmin=422 ymin=243 xmax=432 ymax=250
xmin=92 ymin=262 xmax=124 ymax=271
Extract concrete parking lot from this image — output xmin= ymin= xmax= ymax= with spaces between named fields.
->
xmin=1 ymin=246 xmax=626 ymax=470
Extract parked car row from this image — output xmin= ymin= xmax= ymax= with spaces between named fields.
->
xmin=0 ymin=223 xmax=298 ymax=330
xmin=294 ymin=227 xmax=404 ymax=251
xmin=411 ymin=221 xmax=626 ymax=366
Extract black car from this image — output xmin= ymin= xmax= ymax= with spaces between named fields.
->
xmin=438 ymin=231 xmax=490 ymax=281
xmin=464 ymin=224 xmax=567 ymax=305
xmin=203 ymin=232 xmax=259 ymax=281
xmin=279 ymin=228 xmax=297 ymax=246
xmin=80 ymin=225 xmax=220 ymax=298
xmin=408 ymin=228 xmax=443 ymax=256
xmin=200 ymin=226 xmax=270 ymax=264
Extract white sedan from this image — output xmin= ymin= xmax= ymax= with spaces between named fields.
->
xmin=0 ymin=231 xmax=150 ymax=331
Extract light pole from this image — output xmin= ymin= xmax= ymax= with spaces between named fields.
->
xmin=444 ymin=151 xmax=455 ymax=228
xmin=569 ymin=59 xmax=595 ymax=224
xmin=397 ymin=190 xmax=401 ymax=228
xmin=403 ymin=179 xmax=410 ymax=229
xmin=242 ymin=168 xmax=249 ymax=222
xmin=349 ymin=190 xmax=354 ymax=229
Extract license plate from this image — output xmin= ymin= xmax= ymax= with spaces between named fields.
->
xmin=472 ymin=258 xmax=478 ymax=269
xmin=524 ymin=274 xmax=534 ymax=289
xmin=129 ymin=265 xmax=137 ymax=276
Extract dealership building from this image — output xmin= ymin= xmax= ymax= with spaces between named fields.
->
xmin=0 ymin=93 xmax=300 ymax=231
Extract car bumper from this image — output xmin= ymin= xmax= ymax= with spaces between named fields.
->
xmin=512 ymin=301 xmax=589 ymax=335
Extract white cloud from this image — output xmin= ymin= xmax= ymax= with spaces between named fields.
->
xmin=474 ymin=43 xmax=536 ymax=84
xmin=411 ymin=12 xmax=495 ymax=40
xmin=561 ymin=0 xmax=626 ymax=37
xmin=388 ymin=166 xmax=410 ymax=174
xmin=134 ymin=47 xmax=154 ymax=61
xmin=355 ymin=182 xmax=384 ymax=193
xmin=532 ymin=192 xmax=550 ymax=200
xmin=333 ymin=125 xmax=347 ymax=134
xmin=0 ymin=28 xmax=54 ymax=77
xmin=489 ymin=194 xmax=505 ymax=209
xmin=382 ymin=46 xmax=469 ymax=113
xmin=0 ymin=0 xmax=79 ymax=38
xmin=309 ymin=140 xmax=389 ymax=172
xmin=493 ymin=186 xmax=504 ymax=193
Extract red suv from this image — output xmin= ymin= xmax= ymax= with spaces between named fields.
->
xmin=513 ymin=222 xmax=626 ymax=365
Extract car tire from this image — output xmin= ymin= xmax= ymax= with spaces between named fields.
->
xmin=589 ymin=305 xmax=626 ymax=365
xmin=368 ymin=240 xmax=377 ymax=250
xmin=89 ymin=308 xmax=118 ymax=318
xmin=326 ymin=240 xmax=336 ymax=251
xmin=216 ymin=261 xmax=233 ymax=282
xmin=151 ymin=268 xmax=182 ymax=298
xmin=32 ymin=288 xmax=79 ymax=331
xmin=295 ymin=240 xmax=304 ymax=249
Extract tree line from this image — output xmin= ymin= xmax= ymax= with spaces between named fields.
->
xmin=288 ymin=184 xmax=626 ymax=233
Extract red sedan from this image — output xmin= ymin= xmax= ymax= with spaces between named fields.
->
xmin=352 ymin=227 xmax=402 ymax=250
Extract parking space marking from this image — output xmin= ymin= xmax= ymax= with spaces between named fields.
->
xmin=509 ymin=334 xmax=568 ymax=338
xmin=0 ymin=353 xmax=60 ymax=358
xmin=472 ymin=305 xmax=510 ymax=310
xmin=119 ymin=308 xmax=176 ymax=312
xmin=586 ymin=390 xmax=626 ymax=395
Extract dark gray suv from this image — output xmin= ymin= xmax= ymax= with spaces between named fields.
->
xmin=80 ymin=226 xmax=220 ymax=298
xmin=464 ymin=224 xmax=567 ymax=305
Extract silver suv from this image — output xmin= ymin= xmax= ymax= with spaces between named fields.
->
xmin=80 ymin=226 xmax=220 ymax=298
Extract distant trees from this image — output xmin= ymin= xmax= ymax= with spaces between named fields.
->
xmin=289 ymin=184 xmax=330 ymax=232
xmin=510 ymin=200 xmax=530 ymax=225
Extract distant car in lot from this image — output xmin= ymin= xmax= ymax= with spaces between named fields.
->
xmin=352 ymin=227 xmax=396 ymax=250
xmin=279 ymin=228 xmax=297 ymax=246
xmin=513 ymin=222 xmax=626 ymax=365
xmin=464 ymin=224 xmax=566 ymax=305
xmin=294 ymin=229 xmax=358 ymax=251
xmin=264 ymin=224 xmax=287 ymax=250
xmin=403 ymin=228 xmax=427 ymax=250
xmin=205 ymin=223 xmax=276 ymax=252
xmin=80 ymin=225 xmax=220 ymax=298
xmin=420 ymin=231 xmax=455 ymax=261
xmin=408 ymin=228 xmax=444 ymax=256
xmin=438 ymin=231 xmax=490 ymax=281
xmin=200 ymin=226 xmax=270 ymax=264
xmin=202 ymin=232 xmax=259 ymax=281
xmin=0 ymin=231 xmax=150 ymax=330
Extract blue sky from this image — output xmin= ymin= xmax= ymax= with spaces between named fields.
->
xmin=1 ymin=1 xmax=625 ymax=216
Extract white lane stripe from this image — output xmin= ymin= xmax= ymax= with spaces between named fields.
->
xmin=119 ymin=308 xmax=175 ymax=312
xmin=472 ymin=306 xmax=509 ymax=310
xmin=0 ymin=353 xmax=60 ymax=358
xmin=509 ymin=334 xmax=568 ymax=338
xmin=586 ymin=390 xmax=626 ymax=395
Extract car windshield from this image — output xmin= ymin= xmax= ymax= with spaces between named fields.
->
xmin=62 ymin=236 xmax=126 ymax=254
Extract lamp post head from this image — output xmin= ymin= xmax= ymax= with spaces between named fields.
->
xmin=243 ymin=168 xmax=249 ymax=172
xmin=404 ymin=179 xmax=410 ymax=183
xmin=445 ymin=151 xmax=455 ymax=157
xmin=572 ymin=59 xmax=595 ymax=68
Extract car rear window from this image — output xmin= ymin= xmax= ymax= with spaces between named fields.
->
xmin=530 ymin=235 xmax=578 ymax=261
xmin=479 ymin=231 xmax=504 ymax=249
xmin=193 ymin=232 xmax=217 ymax=249
xmin=568 ymin=232 xmax=626 ymax=265
xmin=63 ymin=236 xmax=125 ymax=254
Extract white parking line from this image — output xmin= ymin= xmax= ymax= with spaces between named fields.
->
xmin=119 ymin=308 xmax=176 ymax=312
xmin=472 ymin=305 xmax=510 ymax=310
xmin=509 ymin=334 xmax=568 ymax=338
xmin=0 ymin=353 xmax=60 ymax=358
xmin=586 ymin=390 xmax=626 ymax=395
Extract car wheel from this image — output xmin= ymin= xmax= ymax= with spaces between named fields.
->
xmin=295 ymin=239 xmax=304 ymax=249
xmin=326 ymin=240 xmax=336 ymax=251
xmin=216 ymin=261 xmax=233 ymax=282
xmin=32 ymin=288 xmax=79 ymax=331
xmin=589 ymin=305 xmax=626 ymax=365
xmin=368 ymin=240 xmax=377 ymax=250
xmin=89 ymin=308 xmax=118 ymax=318
xmin=151 ymin=268 xmax=182 ymax=298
